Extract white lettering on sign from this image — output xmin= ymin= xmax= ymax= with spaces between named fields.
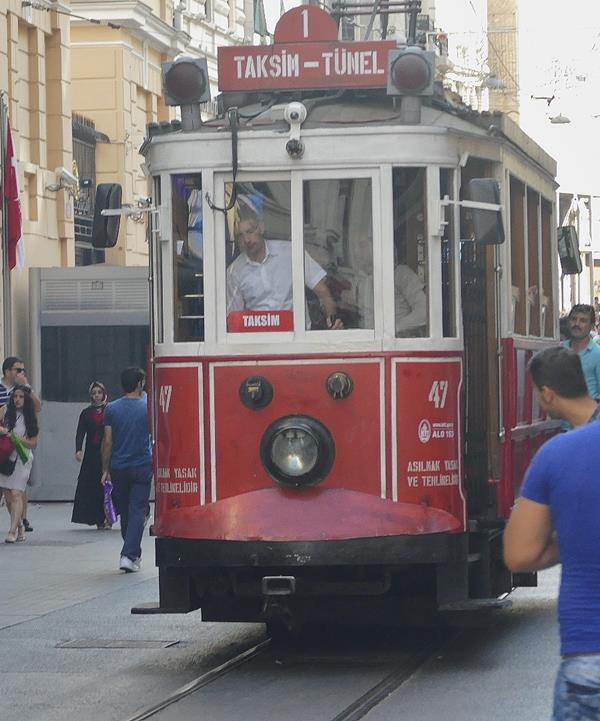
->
xmin=157 ymin=467 xmax=170 ymax=479
xmin=233 ymin=52 xmax=300 ymax=80
xmin=405 ymin=459 xmax=460 ymax=488
xmin=428 ymin=380 xmax=449 ymax=409
xmin=321 ymin=48 xmax=385 ymax=77
xmin=157 ymin=481 xmax=199 ymax=494
xmin=301 ymin=7 xmax=309 ymax=38
xmin=243 ymin=313 xmax=281 ymax=328
xmin=174 ymin=467 xmax=198 ymax=479
xmin=159 ymin=385 xmax=172 ymax=413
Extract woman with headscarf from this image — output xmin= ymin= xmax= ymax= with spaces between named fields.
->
xmin=0 ymin=385 xmax=39 ymax=543
xmin=72 ymin=382 xmax=110 ymax=529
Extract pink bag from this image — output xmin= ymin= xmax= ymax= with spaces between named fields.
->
xmin=0 ymin=433 xmax=14 ymax=462
xmin=103 ymin=480 xmax=118 ymax=525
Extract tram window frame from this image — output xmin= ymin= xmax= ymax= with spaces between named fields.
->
xmin=302 ymin=176 xmax=380 ymax=338
xmin=152 ymin=175 xmax=164 ymax=345
xmin=540 ymin=197 xmax=555 ymax=337
xmin=510 ymin=176 xmax=527 ymax=336
xmin=217 ymin=170 xmax=379 ymax=346
xmin=171 ymin=173 xmax=204 ymax=343
xmin=440 ymin=167 xmax=458 ymax=338
xmin=390 ymin=166 xmax=430 ymax=340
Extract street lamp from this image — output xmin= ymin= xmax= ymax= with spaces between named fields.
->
xmin=549 ymin=114 xmax=571 ymax=124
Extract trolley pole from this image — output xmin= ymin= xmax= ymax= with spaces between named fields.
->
xmin=0 ymin=92 xmax=12 ymax=357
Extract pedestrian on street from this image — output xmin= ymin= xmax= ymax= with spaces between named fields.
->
xmin=72 ymin=382 xmax=110 ymax=529
xmin=504 ymin=357 xmax=600 ymax=720
xmin=528 ymin=346 xmax=600 ymax=427
xmin=0 ymin=356 xmax=42 ymax=532
xmin=562 ymin=304 xmax=600 ymax=399
xmin=101 ymin=367 xmax=152 ymax=573
xmin=0 ymin=386 xmax=39 ymax=543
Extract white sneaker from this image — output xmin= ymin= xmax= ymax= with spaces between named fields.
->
xmin=119 ymin=555 xmax=140 ymax=573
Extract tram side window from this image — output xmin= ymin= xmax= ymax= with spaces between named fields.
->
xmin=392 ymin=168 xmax=428 ymax=337
xmin=172 ymin=174 xmax=204 ymax=342
xmin=225 ymin=181 xmax=292 ymax=333
xmin=440 ymin=168 xmax=457 ymax=337
xmin=302 ymin=179 xmax=373 ymax=330
xmin=541 ymin=198 xmax=555 ymax=337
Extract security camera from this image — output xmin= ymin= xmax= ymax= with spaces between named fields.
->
xmin=284 ymin=102 xmax=307 ymax=125
xmin=54 ymin=166 xmax=78 ymax=187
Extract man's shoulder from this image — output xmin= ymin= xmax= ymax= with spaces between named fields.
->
xmin=544 ymin=421 xmax=600 ymax=454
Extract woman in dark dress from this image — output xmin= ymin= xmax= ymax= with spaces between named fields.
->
xmin=72 ymin=382 xmax=109 ymax=529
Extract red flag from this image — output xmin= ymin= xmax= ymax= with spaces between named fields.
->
xmin=3 ymin=119 xmax=24 ymax=271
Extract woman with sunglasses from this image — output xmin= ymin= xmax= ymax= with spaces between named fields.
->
xmin=72 ymin=382 xmax=110 ymax=529
xmin=0 ymin=385 xmax=39 ymax=543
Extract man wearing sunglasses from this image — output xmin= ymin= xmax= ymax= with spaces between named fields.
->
xmin=0 ymin=357 xmax=41 ymax=413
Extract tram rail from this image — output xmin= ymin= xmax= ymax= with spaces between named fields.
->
xmin=120 ymin=629 xmax=460 ymax=721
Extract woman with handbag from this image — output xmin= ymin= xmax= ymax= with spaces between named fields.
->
xmin=72 ymin=382 xmax=109 ymax=529
xmin=0 ymin=385 xmax=39 ymax=543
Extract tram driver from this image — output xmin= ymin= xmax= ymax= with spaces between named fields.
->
xmin=226 ymin=197 xmax=344 ymax=330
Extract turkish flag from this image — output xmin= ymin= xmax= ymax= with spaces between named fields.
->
xmin=3 ymin=119 xmax=24 ymax=271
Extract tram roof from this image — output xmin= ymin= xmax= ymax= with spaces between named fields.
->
xmin=145 ymin=93 xmax=556 ymax=179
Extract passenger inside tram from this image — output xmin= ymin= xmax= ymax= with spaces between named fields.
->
xmin=393 ymin=247 xmax=427 ymax=337
xmin=226 ymin=195 xmax=344 ymax=331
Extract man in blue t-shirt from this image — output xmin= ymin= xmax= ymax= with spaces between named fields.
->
xmin=101 ymin=367 xmax=152 ymax=573
xmin=505 ymin=347 xmax=600 ymax=720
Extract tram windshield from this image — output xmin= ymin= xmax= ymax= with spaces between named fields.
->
xmin=170 ymin=170 xmax=433 ymax=342
xmin=225 ymin=179 xmax=375 ymax=333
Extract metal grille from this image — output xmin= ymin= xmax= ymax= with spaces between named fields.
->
xmin=73 ymin=114 xmax=104 ymax=265
xmin=41 ymin=278 xmax=148 ymax=312
xmin=56 ymin=640 xmax=180 ymax=649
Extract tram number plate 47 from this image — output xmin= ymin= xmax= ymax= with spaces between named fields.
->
xmin=428 ymin=380 xmax=448 ymax=409
xmin=159 ymin=385 xmax=173 ymax=413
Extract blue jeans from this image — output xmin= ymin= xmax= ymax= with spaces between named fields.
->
xmin=553 ymin=655 xmax=600 ymax=721
xmin=110 ymin=464 xmax=152 ymax=561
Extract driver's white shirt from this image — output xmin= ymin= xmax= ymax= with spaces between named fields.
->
xmin=227 ymin=240 xmax=326 ymax=312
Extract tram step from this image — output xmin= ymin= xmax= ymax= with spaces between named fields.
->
xmin=438 ymin=597 xmax=512 ymax=612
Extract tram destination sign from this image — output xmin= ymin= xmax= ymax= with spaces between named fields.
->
xmin=218 ymin=6 xmax=395 ymax=92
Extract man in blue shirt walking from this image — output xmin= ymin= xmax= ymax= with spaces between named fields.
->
xmin=101 ymin=367 xmax=152 ymax=573
xmin=505 ymin=347 xmax=600 ymax=720
xmin=561 ymin=304 xmax=600 ymax=399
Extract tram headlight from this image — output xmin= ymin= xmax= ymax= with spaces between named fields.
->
xmin=260 ymin=415 xmax=335 ymax=488
xmin=162 ymin=57 xmax=211 ymax=106
xmin=387 ymin=48 xmax=435 ymax=96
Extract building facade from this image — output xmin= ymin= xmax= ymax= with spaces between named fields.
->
xmin=0 ymin=0 xmax=248 ymax=361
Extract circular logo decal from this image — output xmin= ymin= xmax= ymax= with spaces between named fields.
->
xmin=418 ymin=419 xmax=432 ymax=444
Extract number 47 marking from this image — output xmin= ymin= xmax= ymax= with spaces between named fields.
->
xmin=159 ymin=385 xmax=172 ymax=413
xmin=428 ymin=380 xmax=449 ymax=409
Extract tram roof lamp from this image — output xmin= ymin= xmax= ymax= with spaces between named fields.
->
xmin=162 ymin=57 xmax=210 ymax=106
xmin=387 ymin=47 xmax=435 ymax=96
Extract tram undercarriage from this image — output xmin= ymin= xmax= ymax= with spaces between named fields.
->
xmin=150 ymin=530 xmax=520 ymax=626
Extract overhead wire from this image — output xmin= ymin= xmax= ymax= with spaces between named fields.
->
xmin=21 ymin=1 xmax=122 ymax=28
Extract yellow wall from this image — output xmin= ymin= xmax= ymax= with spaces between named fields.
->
xmin=0 ymin=1 xmax=73 ymax=359
xmin=71 ymin=27 xmax=169 ymax=265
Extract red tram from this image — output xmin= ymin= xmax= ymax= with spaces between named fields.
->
xmin=95 ymin=6 xmax=562 ymax=628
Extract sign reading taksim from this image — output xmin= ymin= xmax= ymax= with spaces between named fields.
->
xmin=227 ymin=310 xmax=294 ymax=333
xmin=218 ymin=6 xmax=395 ymax=92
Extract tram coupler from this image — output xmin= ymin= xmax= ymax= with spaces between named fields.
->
xmin=261 ymin=575 xmax=296 ymax=596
